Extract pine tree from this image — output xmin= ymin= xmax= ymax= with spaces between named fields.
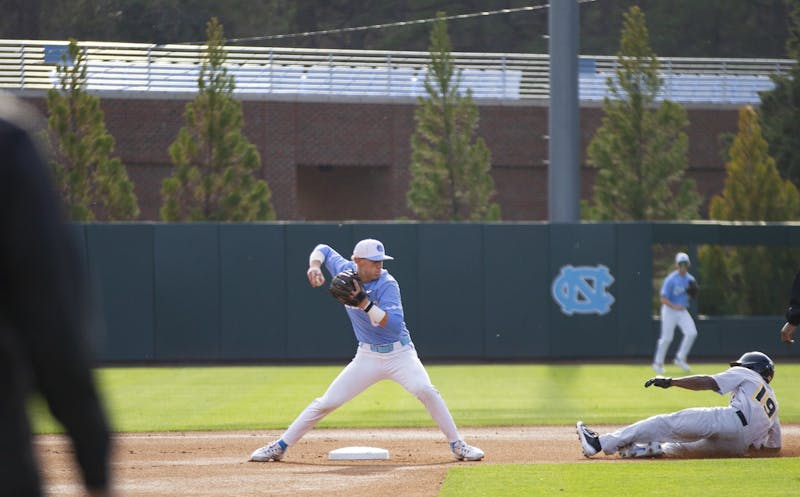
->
xmin=759 ymin=0 xmax=800 ymax=187
xmin=161 ymin=18 xmax=275 ymax=221
xmin=406 ymin=13 xmax=500 ymax=221
xmin=698 ymin=105 xmax=800 ymax=314
xmin=584 ymin=6 xmax=701 ymax=221
xmin=45 ymin=39 xmax=139 ymax=221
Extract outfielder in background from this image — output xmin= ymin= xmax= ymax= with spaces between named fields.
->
xmin=577 ymin=351 xmax=781 ymax=459
xmin=249 ymin=238 xmax=484 ymax=462
xmin=652 ymin=252 xmax=699 ymax=374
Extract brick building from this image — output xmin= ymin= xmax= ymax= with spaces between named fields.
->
xmin=21 ymin=94 xmax=741 ymax=221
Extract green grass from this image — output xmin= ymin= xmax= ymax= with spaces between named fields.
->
xmin=30 ymin=362 xmax=800 ymax=433
xmin=30 ymin=362 xmax=800 ymax=497
xmin=439 ymin=459 xmax=800 ymax=497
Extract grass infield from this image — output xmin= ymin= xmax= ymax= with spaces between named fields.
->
xmin=439 ymin=458 xmax=800 ymax=497
xmin=30 ymin=362 xmax=800 ymax=497
xmin=31 ymin=362 xmax=800 ymax=433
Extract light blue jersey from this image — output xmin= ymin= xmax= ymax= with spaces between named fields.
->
xmin=660 ymin=270 xmax=696 ymax=308
xmin=315 ymin=244 xmax=410 ymax=345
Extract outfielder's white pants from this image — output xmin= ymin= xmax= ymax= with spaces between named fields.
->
xmin=654 ymin=305 xmax=697 ymax=365
xmin=281 ymin=342 xmax=461 ymax=446
xmin=598 ymin=407 xmax=747 ymax=457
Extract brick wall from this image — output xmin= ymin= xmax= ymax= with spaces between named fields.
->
xmin=23 ymin=95 xmax=739 ymax=221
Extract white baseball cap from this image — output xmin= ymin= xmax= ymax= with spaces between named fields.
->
xmin=352 ymin=239 xmax=394 ymax=261
xmin=675 ymin=252 xmax=690 ymax=264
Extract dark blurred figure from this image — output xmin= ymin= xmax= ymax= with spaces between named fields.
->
xmin=780 ymin=271 xmax=800 ymax=344
xmin=0 ymin=93 xmax=112 ymax=496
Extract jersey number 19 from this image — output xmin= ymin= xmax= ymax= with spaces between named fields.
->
xmin=753 ymin=385 xmax=777 ymax=418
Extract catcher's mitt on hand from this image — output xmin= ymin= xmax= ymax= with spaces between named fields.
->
xmin=686 ymin=280 xmax=699 ymax=299
xmin=644 ymin=377 xmax=672 ymax=388
xmin=329 ymin=269 xmax=366 ymax=306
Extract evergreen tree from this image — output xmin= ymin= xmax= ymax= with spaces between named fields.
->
xmin=698 ymin=105 xmax=800 ymax=314
xmin=406 ymin=13 xmax=500 ymax=221
xmin=45 ymin=39 xmax=140 ymax=221
xmin=584 ymin=6 xmax=701 ymax=221
xmin=161 ymin=18 xmax=275 ymax=221
xmin=759 ymin=0 xmax=800 ymax=187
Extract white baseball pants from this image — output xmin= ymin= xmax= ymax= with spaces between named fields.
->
xmin=654 ymin=305 xmax=697 ymax=364
xmin=598 ymin=407 xmax=747 ymax=457
xmin=281 ymin=342 xmax=461 ymax=446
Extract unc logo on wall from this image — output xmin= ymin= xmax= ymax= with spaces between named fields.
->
xmin=551 ymin=265 xmax=615 ymax=316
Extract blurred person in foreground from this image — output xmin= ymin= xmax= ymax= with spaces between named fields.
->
xmin=780 ymin=270 xmax=800 ymax=344
xmin=0 ymin=93 xmax=112 ymax=496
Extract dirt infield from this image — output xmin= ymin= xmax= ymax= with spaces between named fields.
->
xmin=37 ymin=425 xmax=800 ymax=497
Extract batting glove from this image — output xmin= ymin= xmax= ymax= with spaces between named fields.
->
xmin=644 ymin=377 xmax=672 ymax=388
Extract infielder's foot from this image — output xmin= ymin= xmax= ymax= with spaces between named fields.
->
xmin=451 ymin=440 xmax=484 ymax=461
xmin=576 ymin=421 xmax=602 ymax=457
xmin=651 ymin=362 xmax=665 ymax=374
xmin=673 ymin=358 xmax=691 ymax=372
xmin=250 ymin=441 xmax=285 ymax=462
xmin=619 ymin=442 xmax=664 ymax=458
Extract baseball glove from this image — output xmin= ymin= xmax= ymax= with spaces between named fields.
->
xmin=328 ymin=269 xmax=366 ymax=306
xmin=686 ymin=280 xmax=699 ymax=299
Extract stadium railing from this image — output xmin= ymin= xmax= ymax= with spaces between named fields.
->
xmin=0 ymin=39 xmax=793 ymax=104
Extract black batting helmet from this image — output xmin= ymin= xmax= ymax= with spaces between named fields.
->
xmin=730 ymin=351 xmax=775 ymax=383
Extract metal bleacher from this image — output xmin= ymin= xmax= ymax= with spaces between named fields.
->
xmin=45 ymin=57 xmax=523 ymax=99
xmin=1 ymin=39 xmax=793 ymax=104
xmin=578 ymin=57 xmax=785 ymax=104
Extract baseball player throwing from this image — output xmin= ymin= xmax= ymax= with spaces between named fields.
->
xmin=249 ymin=238 xmax=484 ymax=462
xmin=652 ymin=252 xmax=698 ymax=373
xmin=578 ymin=351 xmax=780 ymax=458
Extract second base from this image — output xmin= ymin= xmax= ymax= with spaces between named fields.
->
xmin=328 ymin=446 xmax=389 ymax=460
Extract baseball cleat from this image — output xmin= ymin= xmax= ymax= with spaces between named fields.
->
xmin=651 ymin=362 xmax=665 ymax=374
xmin=619 ymin=442 xmax=664 ymax=458
xmin=576 ymin=421 xmax=602 ymax=457
xmin=450 ymin=440 xmax=484 ymax=461
xmin=250 ymin=441 xmax=285 ymax=462
xmin=673 ymin=358 xmax=691 ymax=372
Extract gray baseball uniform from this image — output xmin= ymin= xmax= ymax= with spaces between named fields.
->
xmin=599 ymin=366 xmax=780 ymax=457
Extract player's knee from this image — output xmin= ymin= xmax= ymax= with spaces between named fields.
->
xmin=311 ymin=396 xmax=343 ymax=414
xmin=411 ymin=384 xmax=441 ymax=403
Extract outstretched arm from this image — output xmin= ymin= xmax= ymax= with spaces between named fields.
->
xmin=670 ymin=375 xmax=719 ymax=391
xmin=645 ymin=375 xmax=719 ymax=391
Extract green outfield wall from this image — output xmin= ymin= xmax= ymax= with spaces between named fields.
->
xmin=73 ymin=222 xmax=798 ymax=362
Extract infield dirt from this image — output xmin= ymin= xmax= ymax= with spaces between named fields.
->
xmin=37 ymin=425 xmax=800 ymax=497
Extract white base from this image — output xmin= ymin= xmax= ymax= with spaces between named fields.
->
xmin=328 ymin=446 xmax=389 ymax=460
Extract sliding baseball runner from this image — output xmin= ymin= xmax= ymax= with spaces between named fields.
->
xmin=578 ymin=351 xmax=781 ymax=458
